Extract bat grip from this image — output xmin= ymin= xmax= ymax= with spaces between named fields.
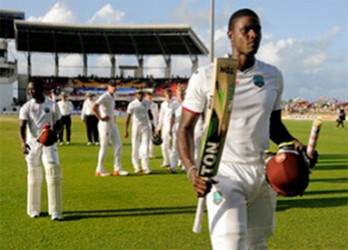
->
xmin=192 ymin=196 xmax=206 ymax=233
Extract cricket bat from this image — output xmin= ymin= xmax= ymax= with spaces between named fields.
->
xmin=192 ymin=58 xmax=238 ymax=233
xmin=307 ymin=119 xmax=322 ymax=158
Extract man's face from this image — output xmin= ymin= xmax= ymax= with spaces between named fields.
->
xmin=27 ymin=82 xmax=42 ymax=100
xmin=145 ymin=95 xmax=153 ymax=102
xmin=135 ymin=93 xmax=144 ymax=101
xmin=108 ymin=85 xmax=117 ymax=94
xmin=228 ymin=15 xmax=262 ymax=56
xmin=164 ymin=92 xmax=172 ymax=101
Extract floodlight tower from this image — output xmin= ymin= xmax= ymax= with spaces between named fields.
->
xmin=209 ymin=0 xmax=215 ymax=63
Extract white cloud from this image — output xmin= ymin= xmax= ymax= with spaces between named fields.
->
xmin=59 ymin=54 xmax=83 ymax=76
xmin=303 ymin=53 xmax=327 ymax=66
xmin=27 ymin=2 xmax=75 ymax=23
xmin=88 ymin=4 xmax=125 ymax=24
xmin=255 ymin=28 xmax=347 ymax=101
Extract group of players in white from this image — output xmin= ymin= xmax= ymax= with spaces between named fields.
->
xmin=18 ymin=78 xmax=201 ymax=221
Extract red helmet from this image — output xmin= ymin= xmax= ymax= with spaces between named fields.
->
xmin=266 ymin=146 xmax=310 ymax=197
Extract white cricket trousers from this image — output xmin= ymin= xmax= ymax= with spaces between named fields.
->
xmin=132 ymin=125 xmax=150 ymax=171
xmin=25 ymin=139 xmax=62 ymax=217
xmin=96 ymin=120 xmax=122 ymax=173
xmin=160 ymin=124 xmax=172 ymax=166
xmin=207 ymin=161 xmax=277 ymax=250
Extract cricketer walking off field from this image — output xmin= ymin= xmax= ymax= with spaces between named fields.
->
xmin=178 ymin=9 xmax=310 ymax=249
xmin=19 ymin=80 xmax=63 ymax=221
xmin=168 ymin=88 xmax=185 ymax=173
xmin=125 ymin=90 xmax=152 ymax=174
xmin=144 ymin=92 xmax=159 ymax=158
xmin=92 ymin=80 xmax=128 ymax=177
xmin=156 ymin=89 xmax=180 ymax=168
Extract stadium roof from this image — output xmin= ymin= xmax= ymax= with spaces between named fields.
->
xmin=0 ymin=9 xmax=25 ymax=39
xmin=14 ymin=21 xmax=209 ymax=56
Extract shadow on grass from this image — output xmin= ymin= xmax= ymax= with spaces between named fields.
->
xmin=62 ymin=205 xmax=196 ymax=221
xmin=315 ymin=154 xmax=348 ymax=170
xmin=316 ymin=165 xmax=348 ymax=171
xmin=304 ymin=189 xmax=348 ymax=195
xmin=319 ymin=154 xmax=348 ymax=160
xmin=276 ymin=196 xmax=348 ymax=212
xmin=310 ymin=177 xmax=348 ymax=183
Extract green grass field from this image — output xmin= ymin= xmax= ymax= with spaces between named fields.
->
xmin=0 ymin=116 xmax=347 ymax=250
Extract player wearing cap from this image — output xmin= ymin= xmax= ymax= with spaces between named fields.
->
xmin=81 ymin=92 xmax=99 ymax=146
xmin=19 ymin=79 xmax=63 ymax=220
xmin=124 ymin=90 xmax=152 ymax=174
xmin=92 ymin=80 xmax=128 ymax=177
xmin=178 ymin=8 xmax=313 ymax=249
xmin=144 ymin=91 xmax=159 ymax=158
xmin=57 ymin=92 xmax=73 ymax=145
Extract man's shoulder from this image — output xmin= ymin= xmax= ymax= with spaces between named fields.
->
xmin=192 ymin=63 xmax=214 ymax=78
xmin=45 ymin=97 xmax=55 ymax=105
xmin=96 ymin=92 xmax=109 ymax=101
xmin=20 ymin=100 xmax=31 ymax=112
xmin=256 ymin=59 xmax=282 ymax=75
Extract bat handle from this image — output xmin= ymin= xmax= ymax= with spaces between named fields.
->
xmin=192 ymin=196 xmax=206 ymax=233
xmin=306 ymin=120 xmax=322 ymax=158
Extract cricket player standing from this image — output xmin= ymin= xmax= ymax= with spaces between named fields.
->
xmin=178 ymin=9 xmax=308 ymax=249
xmin=124 ymin=90 xmax=152 ymax=174
xmin=57 ymin=92 xmax=73 ymax=145
xmin=156 ymin=89 xmax=180 ymax=168
xmin=144 ymin=91 xmax=159 ymax=158
xmin=19 ymin=79 xmax=63 ymax=220
xmin=81 ymin=92 xmax=99 ymax=146
xmin=168 ymin=87 xmax=185 ymax=173
xmin=92 ymin=80 xmax=128 ymax=177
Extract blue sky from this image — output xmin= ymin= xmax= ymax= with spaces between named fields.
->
xmin=2 ymin=0 xmax=347 ymax=101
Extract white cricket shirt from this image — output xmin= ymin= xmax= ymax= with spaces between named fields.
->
xmin=157 ymin=99 xmax=180 ymax=131
xmin=57 ymin=100 xmax=73 ymax=116
xmin=127 ymin=98 xmax=150 ymax=128
xmin=19 ymin=97 xmax=62 ymax=141
xmin=81 ymin=98 xmax=95 ymax=118
xmin=95 ymin=92 xmax=116 ymax=119
xmin=183 ymin=59 xmax=283 ymax=164
xmin=148 ymin=101 xmax=159 ymax=126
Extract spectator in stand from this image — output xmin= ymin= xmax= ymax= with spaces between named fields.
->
xmin=336 ymin=104 xmax=346 ymax=128
xmin=57 ymin=92 xmax=73 ymax=145
xmin=81 ymin=92 xmax=99 ymax=146
xmin=156 ymin=88 xmax=180 ymax=169
xmin=144 ymin=91 xmax=159 ymax=158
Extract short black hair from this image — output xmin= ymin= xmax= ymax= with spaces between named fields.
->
xmin=228 ymin=8 xmax=259 ymax=31
xmin=28 ymin=78 xmax=44 ymax=91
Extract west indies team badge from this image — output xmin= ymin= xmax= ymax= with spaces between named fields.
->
xmin=213 ymin=190 xmax=224 ymax=205
xmin=253 ymin=75 xmax=265 ymax=88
